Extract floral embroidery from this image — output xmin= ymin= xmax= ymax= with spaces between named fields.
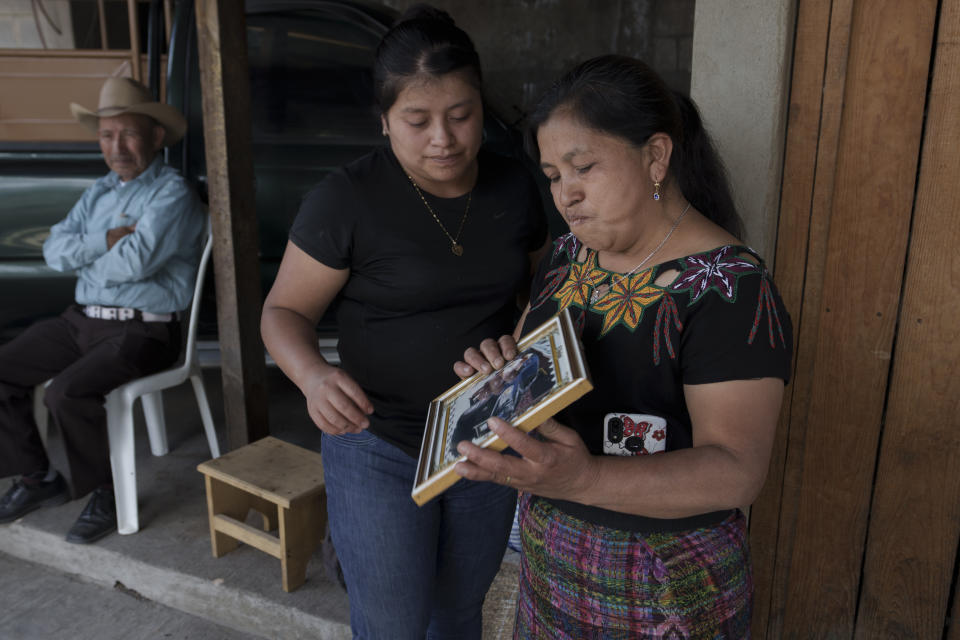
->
xmin=552 ymin=232 xmax=582 ymax=262
xmin=750 ymin=277 xmax=788 ymax=348
xmin=531 ymin=264 xmax=570 ymax=311
xmin=653 ymin=294 xmax=683 ymax=364
xmin=670 ymin=245 xmax=758 ymax=305
xmin=551 ymin=250 xmax=607 ymax=311
xmin=537 ymin=244 xmax=786 ymax=368
xmin=591 ymin=267 xmax=664 ymax=336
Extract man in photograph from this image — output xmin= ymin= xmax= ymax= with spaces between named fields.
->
xmin=447 ymin=348 xmax=554 ymax=458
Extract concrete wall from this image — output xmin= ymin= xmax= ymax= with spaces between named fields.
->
xmin=380 ymin=0 xmax=695 ymax=123
xmin=690 ymin=1 xmax=795 ymax=259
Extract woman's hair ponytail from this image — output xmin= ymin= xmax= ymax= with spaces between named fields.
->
xmin=671 ymin=92 xmax=741 ymax=238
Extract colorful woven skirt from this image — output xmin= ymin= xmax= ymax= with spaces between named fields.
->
xmin=514 ymin=494 xmax=752 ymax=639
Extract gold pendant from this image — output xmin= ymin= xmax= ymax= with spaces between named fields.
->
xmin=451 ymin=243 xmax=463 ymax=256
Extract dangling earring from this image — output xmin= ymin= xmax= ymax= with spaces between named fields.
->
xmin=653 ymin=181 xmax=662 ymax=201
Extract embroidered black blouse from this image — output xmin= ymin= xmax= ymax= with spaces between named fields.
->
xmin=521 ymin=233 xmax=793 ymax=532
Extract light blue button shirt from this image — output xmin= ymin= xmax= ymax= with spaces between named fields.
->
xmin=43 ymin=156 xmax=206 ymax=314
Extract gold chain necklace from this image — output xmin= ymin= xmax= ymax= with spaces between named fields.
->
xmin=407 ymin=175 xmax=471 ymax=256
xmin=590 ymin=202 xmax=691 ymax=305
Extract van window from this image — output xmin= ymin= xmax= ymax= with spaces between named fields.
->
xmin=246 ymin=11 xmax=381 ymax=142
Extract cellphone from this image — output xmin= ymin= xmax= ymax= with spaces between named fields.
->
xmin=602 ymin=413 xmax=667 ymax=456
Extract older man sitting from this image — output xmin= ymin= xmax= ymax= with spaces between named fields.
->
xmin=0 ymin=77 xmax=206 ymax=544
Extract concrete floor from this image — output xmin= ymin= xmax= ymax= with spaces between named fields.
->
xmin=0 ymin=368 xmax=520 ymax=639
xmin=0 ymin=551 xmax=262 ymax=640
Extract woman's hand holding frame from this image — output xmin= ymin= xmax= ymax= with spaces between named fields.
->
xmin=412 ymin=308 xmax=592 ymax=505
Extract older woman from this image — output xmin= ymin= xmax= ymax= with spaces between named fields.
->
xmin=454 ymin=55 xmax=792 ymax=638
xmin=261 ymin=6 xmax=546 ymax=639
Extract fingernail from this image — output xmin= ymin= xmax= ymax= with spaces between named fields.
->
xmin=488 ymin=419 xmax=503 ymax=434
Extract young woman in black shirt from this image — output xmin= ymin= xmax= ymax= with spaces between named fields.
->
xmin=261 ymin=6 xmax=546 ymax=639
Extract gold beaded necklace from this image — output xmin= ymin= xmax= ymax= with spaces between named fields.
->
xmin=407 ymin=175 xmax=471 ymax=256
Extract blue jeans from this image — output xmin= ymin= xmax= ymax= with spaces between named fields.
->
xmin=321 ymin=431 xmax=517 ymax=640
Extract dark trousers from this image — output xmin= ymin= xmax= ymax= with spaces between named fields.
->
xmin=0 ymin=305 xmax=180 ymax=497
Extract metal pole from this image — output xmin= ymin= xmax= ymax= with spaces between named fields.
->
xmin=97 ymin=0 xmax=108 ymax=50
xmin=127 ymin=0 xmax=141 ymax=80
xmin=163 ymin=0 xmax=173 ymax=43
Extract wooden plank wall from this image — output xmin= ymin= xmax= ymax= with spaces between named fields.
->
xmin=753 ymin=0 xmax=960 ymax=637
xmin=0 ymin=51 xmax=132 ymax=142
xmin=751 ymin=0 xmax=849 ymax=631
xmin=0 ymin=50 xmax=163 ymax=142
xmin=854 ymin=1 xmax=960 ymax=636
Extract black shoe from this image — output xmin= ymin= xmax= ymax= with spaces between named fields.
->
xmin=0 ymin=474 xmax=69 ymax=524
xmin=65 ymin=486 xmax=117 ymax=544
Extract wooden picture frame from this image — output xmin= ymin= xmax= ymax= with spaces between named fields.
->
xmin=412 ymin=307 xmax=592 ymax=506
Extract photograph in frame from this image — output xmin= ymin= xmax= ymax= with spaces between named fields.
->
xmin=412 ymin=307 xmax=592 ymax=506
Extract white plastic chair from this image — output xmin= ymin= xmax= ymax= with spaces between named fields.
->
xmin=106 ymin=231 xmax=220 ymax=534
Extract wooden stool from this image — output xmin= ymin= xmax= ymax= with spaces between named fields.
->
xmin=197 ymin=436 xmax=327 ymax=592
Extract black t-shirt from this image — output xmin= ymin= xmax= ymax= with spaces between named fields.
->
xmin=290 ymin=146 xmax=546 ymax=457
xmin=522 ymin=233 xmax=793 ymax=532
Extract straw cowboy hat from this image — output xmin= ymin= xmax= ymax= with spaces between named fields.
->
xmin=70 ymin=77 xmax=187 ymax=147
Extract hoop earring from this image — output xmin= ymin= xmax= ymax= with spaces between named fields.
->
xmin=653 ymin=181 xmax=662 ymax=201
